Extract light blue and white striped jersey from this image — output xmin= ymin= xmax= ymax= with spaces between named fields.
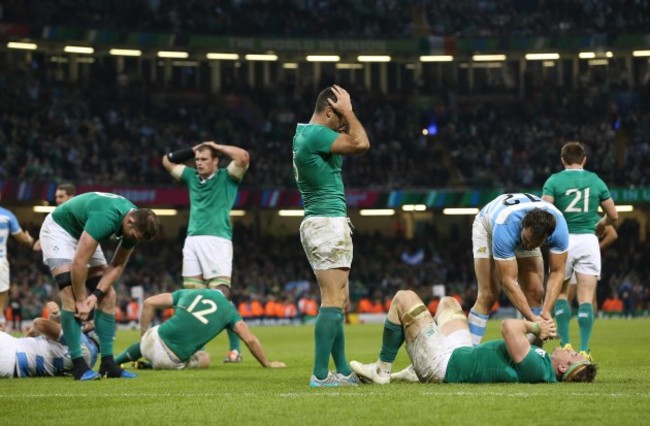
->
xmin=13 ymin=332 xmax=98 ymax=378
xmin=477 ymin=193 xmax=569 ymax=260
xmin=0 ymin=207 xmax=22 ymax=260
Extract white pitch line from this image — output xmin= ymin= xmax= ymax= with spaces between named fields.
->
xmin=1 ymin=391 xmax=649 ymax=399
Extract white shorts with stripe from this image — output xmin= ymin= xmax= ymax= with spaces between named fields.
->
xmin=39 ymin=214 xmax=107 ymax=270
xmin=182 ymin=235 xmax=232 ymax=280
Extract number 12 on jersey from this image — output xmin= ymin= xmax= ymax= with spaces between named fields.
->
xmin=186 ymin=295 xmax=218 ymax=324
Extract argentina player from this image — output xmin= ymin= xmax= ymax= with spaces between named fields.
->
xmin=468 ymin=193 xmax=569 ymax=346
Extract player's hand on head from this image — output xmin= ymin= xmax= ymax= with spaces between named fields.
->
xmin=329 ymin=85 xmax=352 ymax=113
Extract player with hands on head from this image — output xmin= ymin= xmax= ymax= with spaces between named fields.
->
xmin=293 ymin=84 xmax=370 ymax=387
xmin=162 ymin=139 xmax=250 ymax=363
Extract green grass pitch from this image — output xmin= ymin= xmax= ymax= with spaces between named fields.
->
xmin=2 ymin=318 xmax=649 ymax=426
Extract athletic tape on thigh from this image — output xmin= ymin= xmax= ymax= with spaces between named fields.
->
xmin=401 ymin=304 xmax=429 ymax=328
xmin=208 ymin=278 xmax=231 ymax=289
xmin=183 ymin=278 xmax=206 ymax=289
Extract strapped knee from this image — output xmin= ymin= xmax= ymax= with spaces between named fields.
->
xmin=183 ymin=278 xmax=206 ymax=289
xmin=401 ymin=304 xmax=429 ymax=328
xmin=207 ymin=278 xmax=230 ymax=289
xmin=55 ymin=272 xmax=72 ymax=290
xmin=435 ymin=305 xmax=467 ymax=326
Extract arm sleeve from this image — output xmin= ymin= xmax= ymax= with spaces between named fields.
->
xmin=180 ymin=166 xmax=194 ymax=184
xmin=547 ymin=213 xmax=569 ymax=254
xmin=515 ymin=347 xmax=557 ymax=383
xmin=541 ymin=176 xmax=556 ymax=197
xmin=305 ymin=125 xmax=339 ymax=154
xmin=171 ymin=290 xmax=183 ymax=307
xmin=597 ymin=177 xmax=611 ymax=202
xmin=492 ymin=224 xmax=517 ymax=260
xmin=84 ymin=213 xmax=117 ymax=242
xmin=8 ymin=211 xmax=22 ymax=234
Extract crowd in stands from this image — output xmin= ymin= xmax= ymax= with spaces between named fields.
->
xmin=1 ymin=55 xmax=649 ymax=191
xmin=2 ymin=0 xmax=650 ymax=38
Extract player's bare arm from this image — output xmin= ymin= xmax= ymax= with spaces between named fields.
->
xmin=496 ymin=259 xmax=537 ymax=321
xmin=139 ymin=293 xmax=173 ymax=336
xmin=233 ymin=321 xmax=286 ymax=368
xmin=85 ymin=244 xmax=133 ymax=312
xmin=71 ymin=232 xmax=100 ymax=320
xmin=541 ymin=251 xmax=569 ymax=319
xmin=501 ymin=319 xmax=555 ymax=363
xmin=31 ymin=318 xmax=63 ymax=341
xmin=329 ymin=85 xmax=370 ymax=155
xmin=596 ymin=198 xmax=618 ymax=235
xmin=599 ymin=225 xmax=618 ymax=250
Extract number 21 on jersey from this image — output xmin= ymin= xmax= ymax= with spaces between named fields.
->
xmin=186 ymin=295 xmax=217 ymax=324
xmin=564 ymin=188 xmax=590 ymax=212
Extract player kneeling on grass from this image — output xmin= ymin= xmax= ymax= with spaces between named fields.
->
xmin=351 ymin=291 xmax=597 ymax=385
xmin=0 ymin=302 xmax=99 ymax=378
xmin=116 ymin=288 xmax=285 ymax=370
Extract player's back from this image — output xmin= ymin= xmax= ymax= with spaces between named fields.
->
xmin=14 ymin=336 xmax=69 ymax=377
xmin=292 ymin=123 xmax=346 ymax=217
xmin=159 ymin=289 xmax=242 ymax=361
xmin=543 ymin=170 xmax=610 ymax=234
xmin=0 ymin=207 xmax=19 ymax=258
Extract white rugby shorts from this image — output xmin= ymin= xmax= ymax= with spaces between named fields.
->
xmin=141 ymin=326 xmax=188 ymax=370
xmin=300 ymin=217 xmax=353 ymax=271
xmin=0 ymin=259 xmax=9 ymax=293
xmin=39 ymin=214 xmax=107 ymax=270
xmin=565 ymin=233 xmax=601 ymax=281
xmin=182 ymin=235 xmax=232 ymax=280
xmin=406 ymin=323 xmax=473 ymax=383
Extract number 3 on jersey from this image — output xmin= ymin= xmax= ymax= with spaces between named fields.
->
xmin=186 ymin=295 xmax=217 ymax=324
xmin=564 ymin=188 xmax=590 ymax=212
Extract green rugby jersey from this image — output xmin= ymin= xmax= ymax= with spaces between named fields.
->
xmin=51 ymin=192 xmax=138 ymax=249
xmin=292 ymin=123 xmax=346 ymax=218
xmin=181 ymin=167 xmax=240 ymax=239
xmin=445 ymin=340 xmax=557 ymax=383
xmin=543 ymin=169 xmax=611 ymax=234
xmin=159 ymin=289 xmax=242 ymax=361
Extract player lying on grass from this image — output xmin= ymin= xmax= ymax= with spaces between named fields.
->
xmin=351 ymin=291 xmax=597 ymax=384
xmin=0 ymin=302 xmax=99 ymax=378
xmin=115 ymin=288 xmax=285 ymax=370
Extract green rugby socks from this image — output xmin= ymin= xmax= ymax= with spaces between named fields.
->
xmin=379 ymin=319 xmax=404 ymax=363
xmin=115 ymin=342 xmax=142 ymax=365
xmin=95 ymin=310 xmax=116 ymax=356
xmin=61 ymin=310 xmax=83 ymax=359
xmin=554 ymin=299 xmax=572 ymax=346
xmin=313 ymin=307 xmax=342 ymax=380
xmin=578 ymin=303 xmax=594 ymax=353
